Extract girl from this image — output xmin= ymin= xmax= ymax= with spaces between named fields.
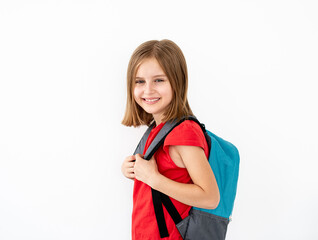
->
xmin=121 ymin=39 xmax=220 ymax=240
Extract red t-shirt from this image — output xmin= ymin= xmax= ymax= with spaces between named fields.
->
xmin=132 ymin=120 xmax=209 ymax=240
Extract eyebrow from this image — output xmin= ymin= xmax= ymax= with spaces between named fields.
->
xmin=135 ymin=74 xmax=167 ymax=79
xmin=153 ymin=74 xmax=167 ymax=78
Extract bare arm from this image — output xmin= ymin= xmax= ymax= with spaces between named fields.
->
xmin=134 ymin=145 xmax=220 ymax=209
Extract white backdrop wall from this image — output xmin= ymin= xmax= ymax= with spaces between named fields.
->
xmin=0 ymin=1 xmax=317 ymax=239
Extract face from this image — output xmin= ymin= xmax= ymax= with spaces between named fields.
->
xmin=134 ymin=58 xmax=173 ymax=125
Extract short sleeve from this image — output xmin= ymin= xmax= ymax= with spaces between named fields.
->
xmin=163 ymin=120 xmax=209 ymax=156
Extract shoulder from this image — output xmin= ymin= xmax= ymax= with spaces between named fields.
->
xmin=171 ymin=120 xmax=203 ymax=137
xmin=164 ymin=120 xmax=206 ymax=147
xmin=177 ymin=120 xmax=202 ymax=130
xmin=169 ymin=120 xmax=202 ymax=135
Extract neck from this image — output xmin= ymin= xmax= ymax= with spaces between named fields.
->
xmin=153 ymin=114 xmax=164 ymax=126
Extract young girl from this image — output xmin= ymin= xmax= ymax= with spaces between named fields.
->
xmin=121 ymin=39 xmax=220 ymax=240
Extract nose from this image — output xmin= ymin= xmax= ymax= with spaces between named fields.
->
xmin=144 ymin=81 xmax=155 ymax=94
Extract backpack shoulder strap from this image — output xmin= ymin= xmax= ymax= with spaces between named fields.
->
xmin=143 ymin=119 xmax=181 ymax=160
xmin=133 ymin=121 xmax=156 ymax=155
xmin=134 ymin=116 xmax=206 ymax=157
xmin=133 ymin=118 xmax=187 ymax=160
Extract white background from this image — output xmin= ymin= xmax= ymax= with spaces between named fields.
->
xmin=1 ymin=0 xmax=317 ymax=239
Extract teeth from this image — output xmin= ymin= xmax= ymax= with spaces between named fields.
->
xmin=144 ymin=98 xmax=159 ymax=102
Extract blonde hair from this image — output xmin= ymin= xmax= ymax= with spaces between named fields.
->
xmin=122 ymin=39 xmax=193 ymax=127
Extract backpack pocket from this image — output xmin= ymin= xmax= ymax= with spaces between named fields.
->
xmin=176 ymin=209 xmax=229 ymax=240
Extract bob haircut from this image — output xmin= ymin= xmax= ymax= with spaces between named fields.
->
xmin=122 ymin=39 xmax=193 ymax=127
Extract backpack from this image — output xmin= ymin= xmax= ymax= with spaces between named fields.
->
xmin=133 ymin=116 xmax=240 ymax=240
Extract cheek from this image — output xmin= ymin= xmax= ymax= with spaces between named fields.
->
xmin=133 ymin=87 xmax=141 ymax=101
xmin=165 ymin=85 xmax=173 ymax=102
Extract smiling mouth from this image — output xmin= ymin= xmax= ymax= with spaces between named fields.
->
xmin=143 ymin=98 xmax=160 ymax=103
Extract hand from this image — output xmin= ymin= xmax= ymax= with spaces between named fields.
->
xmin=134 ymin=154 xmax=160 ymax=187
xmin=121 ymin=155 xmax=136 ymax=180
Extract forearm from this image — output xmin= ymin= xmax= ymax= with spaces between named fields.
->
xmin=150 ymin=173 xmax=219 ymax=209
xmin=133 ymin=152 xmax=220 ymax=209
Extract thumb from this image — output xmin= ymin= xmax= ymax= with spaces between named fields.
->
xmin=135 ymin=153 xmax=144 ymax=160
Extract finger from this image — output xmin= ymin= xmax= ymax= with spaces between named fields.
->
xmin=126 ymin=155 xmax=136 ymax=162
xmin=135 ymin=154 xmax=144 ymax=161
xmin=125 ymin=165 xmax=135 ymax=173
xmin=124 ymin=161 xmax=135 ymax=167
xmin=127 ymin=172 xmax=135 ymax=180
xmin=127 ymin=162 xmax=135 ymax=168
xmin=127 ymin=166 xmax=135 ymax=173
xmin=135 ymin=153 xmax=145 ymax=158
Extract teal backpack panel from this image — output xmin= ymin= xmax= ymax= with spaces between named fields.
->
xmin=193 ymin=130 xmax=240 ymax=219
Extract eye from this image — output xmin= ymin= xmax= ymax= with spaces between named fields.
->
xmin=135 ymin=79 xmax=145 ymax=84
xmin=154 ymin=79 xmax=164 ymax=83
